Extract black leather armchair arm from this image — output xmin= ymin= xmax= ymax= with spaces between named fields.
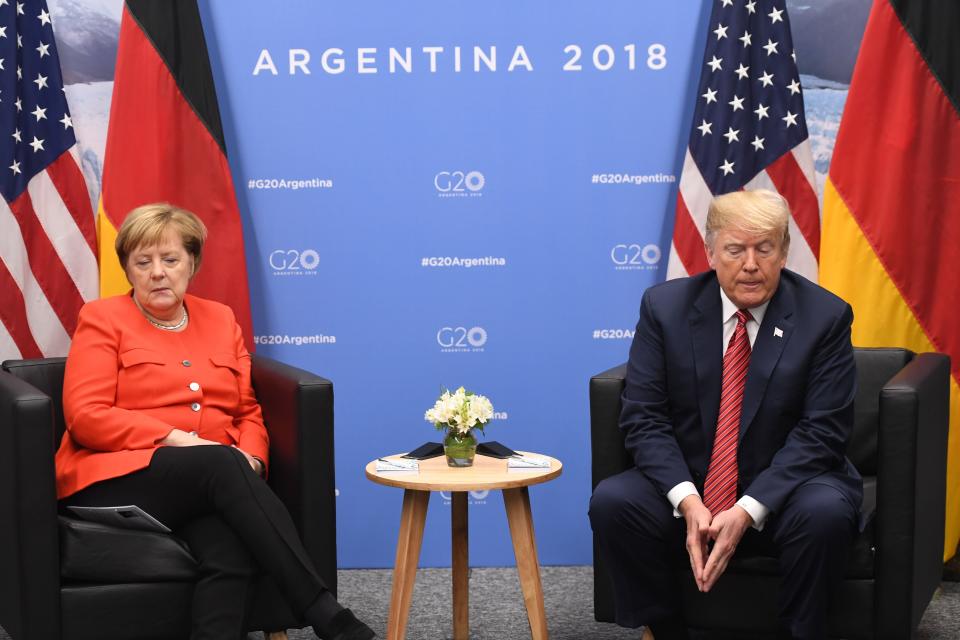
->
xmin=874 ymin=352 xmax=950 ymax=637
xmin=0 ymin=369 xmax=62 ymax=640
xmin=589 ymin=363 xmax=630 ymax=490
xmin=251 ymin=354 xmax=338 ymax=596
xmin=588 ymin=363 xmax=629 ymax=623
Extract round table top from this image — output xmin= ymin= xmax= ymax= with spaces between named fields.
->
xmin=365 ymin=452 xmax=562 ymax=492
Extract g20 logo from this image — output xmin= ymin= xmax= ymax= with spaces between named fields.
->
xmin=269 ymin=249 xmax=320 ymax=273
xmin=434 ymin=170 xmax=485 ymax=194
xmin=437 ymin=326 xmax=488 ymax=349
xmin=610 ymin=243 xmax=661 ymax=266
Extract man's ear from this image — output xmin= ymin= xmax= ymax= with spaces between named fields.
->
xmin=774 ymin=238 xmax=789 ymax=270
xmin=704 ymin=241 xmax=716 ymax=269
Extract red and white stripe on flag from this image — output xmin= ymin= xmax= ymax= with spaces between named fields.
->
xmin=666 ymin=0 xmax=820 ymax=282
xmin=0 ymin=148 xmax=97 ymax=360
xmin=0 ymin=0 xmax=97 ymax=361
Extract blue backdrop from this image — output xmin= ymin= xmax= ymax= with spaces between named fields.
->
xmin=197 ymin=0 xmax=712 ymax=568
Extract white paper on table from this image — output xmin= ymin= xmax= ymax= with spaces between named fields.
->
xmin=507 ymin=455 xmax=551 ymax=469
xmin=375 ymin=458 xmax=420 ymax=473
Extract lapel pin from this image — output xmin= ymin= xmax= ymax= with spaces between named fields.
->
xmin=774 ymin=327 xmax=783 ymax=338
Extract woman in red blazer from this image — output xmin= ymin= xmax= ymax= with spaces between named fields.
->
xmin=58 ymin=203 xmax=375 ymax=640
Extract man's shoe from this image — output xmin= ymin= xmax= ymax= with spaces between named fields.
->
xmin=317 ymin=608 xmax=376 ymax=640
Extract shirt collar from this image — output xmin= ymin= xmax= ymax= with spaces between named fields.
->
xmin=719 ymin=288 xmax=770 ymax=327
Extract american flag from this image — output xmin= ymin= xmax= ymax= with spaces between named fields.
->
xmin=667 ymin=0 xmax=819 ymax=281
xmin=0 ymin=0 xmax=96 ymax=360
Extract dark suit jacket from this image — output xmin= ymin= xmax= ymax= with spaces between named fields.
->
xmin=620 ymin=269 xmax=862 ymax=515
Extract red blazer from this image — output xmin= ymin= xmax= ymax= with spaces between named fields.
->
xmin=56 ymin=293 xmax=269 ymax=499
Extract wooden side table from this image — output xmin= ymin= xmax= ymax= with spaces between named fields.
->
xmin=365 ymin=452 xmax=562 ymax=640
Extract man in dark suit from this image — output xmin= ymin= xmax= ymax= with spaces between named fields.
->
xmin=589 ymin=190 xmax=861 ymax=640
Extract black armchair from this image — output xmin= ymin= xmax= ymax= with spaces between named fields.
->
xmin=590 ymin=348 xmax=950 ymax=639
xmin=0 ymin=355 xmax=337 ymax=640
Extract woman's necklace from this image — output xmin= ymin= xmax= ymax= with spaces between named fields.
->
xmin=133 ymin=296 xmax=188 ymax=331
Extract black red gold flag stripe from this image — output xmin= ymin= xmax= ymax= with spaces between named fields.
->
xmin=98 ymin=0 xmax=253 ymax=347
xmin=821 ymin=0 xmax=960 ymax=559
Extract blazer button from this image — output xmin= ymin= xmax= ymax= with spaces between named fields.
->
xmin=189 ymin=382 xmax=200 ymax=391
xmin=182 ymin=360 xmax=192 ymax=367
xmin=190 ymin=402 xmax=201 ymax=412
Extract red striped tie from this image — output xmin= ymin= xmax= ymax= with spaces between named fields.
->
xmin=702 ymin=309 xmax=752 ymax=514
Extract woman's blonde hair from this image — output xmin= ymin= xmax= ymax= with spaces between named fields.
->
xmin=705 ymin=189 xmax=791 ymax=252
xmin=115 ymin=203 xmax=208 ymax=275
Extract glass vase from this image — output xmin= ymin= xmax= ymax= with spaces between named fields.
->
xmin=443 ymin=430 xmax=477 ymax=467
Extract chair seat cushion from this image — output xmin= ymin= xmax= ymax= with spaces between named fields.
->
xmin=59 ymin=516 xmax=199 ymax=582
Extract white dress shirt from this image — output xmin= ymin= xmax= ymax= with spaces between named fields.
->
xmin=665 ymin=289 xmax=771 ymax=529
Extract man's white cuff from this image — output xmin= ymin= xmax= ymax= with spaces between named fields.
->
xmin=667 ymin=481 xmax=699 ymax=518
xmin=737 ymin=495 xmax=770 ymax=530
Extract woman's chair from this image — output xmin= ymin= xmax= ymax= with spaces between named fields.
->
xmin=0 ymin=355 xmax=337 ymax=640
xmin=589 ymin=347 xmax=950 ymax=639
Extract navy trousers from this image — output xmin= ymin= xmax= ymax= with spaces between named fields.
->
xmin=589 ymin=467 xmax=858 ymax=640
xmin=63 ymin=445 xmax=329 ymax=640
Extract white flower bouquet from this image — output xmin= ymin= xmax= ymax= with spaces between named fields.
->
xmin=424 ymin=386 xmax=494 ymax=435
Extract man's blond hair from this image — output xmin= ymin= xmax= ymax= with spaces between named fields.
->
xmin=705 ymin=190 xmax=791 ymax=252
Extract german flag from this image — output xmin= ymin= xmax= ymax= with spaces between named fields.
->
xmin=820 ymin=0 xmax=960 ymax=559
xmin=98 ymin=0 xmax=253 ymax=347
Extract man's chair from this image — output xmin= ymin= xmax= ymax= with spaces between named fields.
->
xmin=0 ymin=355 xmax=337 ymax=640
xmin=590 ymin=348 xmax=950 ymax=639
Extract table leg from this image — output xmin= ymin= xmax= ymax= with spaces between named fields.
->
xmin=502 ymin=487 xmax=548 ymax=640
xmin=452 ymin=491 xmax=469 ymax=640
xmin=387 ymin=489 xmax=430 ymax=640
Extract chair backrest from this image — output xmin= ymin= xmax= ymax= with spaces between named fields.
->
xmin=1 ymin=358 xmax=67 ymax=442
xmin=849 ymin=347 xmax=913 ymax=476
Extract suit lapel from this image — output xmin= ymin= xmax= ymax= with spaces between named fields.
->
xmin=739 ymin=277 xmax=795 ymax=440
xmin=689 ymin=278 xmax=724 ymax=447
